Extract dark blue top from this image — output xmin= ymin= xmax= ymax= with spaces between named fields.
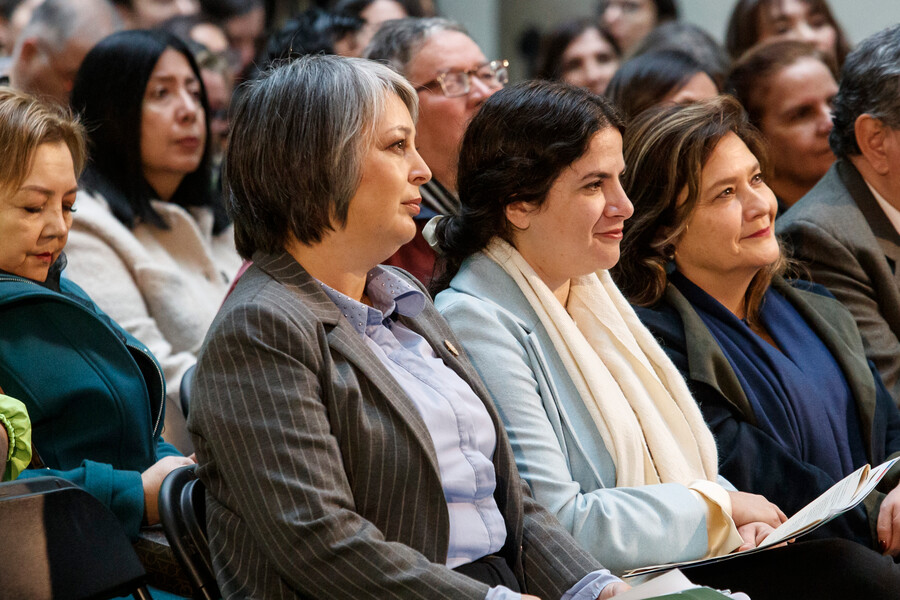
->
xmin=670 ymin=270 xmax=868 ymax=482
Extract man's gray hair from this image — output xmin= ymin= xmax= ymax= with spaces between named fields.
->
xmin=363 ymin=17 xmax=467 ymax=76
xmin=225 ymin=54 xmax=419 ymax=258
xmin=830 ymin=24 xmax=900 ymax=159
xmin=17 ymin=0 xmax=120 ymax=51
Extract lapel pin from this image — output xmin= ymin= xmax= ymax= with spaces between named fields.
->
xmin=444 ymin=339 xmax=459 ymax=357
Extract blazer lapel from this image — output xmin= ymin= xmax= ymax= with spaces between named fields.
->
xmin=253 ymin=251 xmax=443 ymax=481
xmin=399 ymin=305 xmax=526 ymax=561
xmin=325 ymin=322 xmax=443 ymax=479
xmin=664 ymin=285 xmax=758 ymax=425
xmin=839 ymin=160 xmax=900 ymax=278
xmin=398 ymin=306 xmax=511 ymax=453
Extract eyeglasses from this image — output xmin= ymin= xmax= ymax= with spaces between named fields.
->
xmin=416 ymin=59 xmax=509 ymax=98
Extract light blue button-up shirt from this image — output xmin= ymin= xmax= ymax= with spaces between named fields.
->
xmin=320 ymin=267 xmax=619 ymax=600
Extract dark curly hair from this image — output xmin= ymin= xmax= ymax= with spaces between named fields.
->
xmin=430 ymin=80 xmax=623 ymax=294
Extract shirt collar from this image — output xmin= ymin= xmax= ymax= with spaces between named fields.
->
xmin=319 ymin=266 xmax=426 ymax=336
xmin=866 ymin=180 xmax=900 ymax=238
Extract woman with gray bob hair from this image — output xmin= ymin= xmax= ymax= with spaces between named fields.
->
xmin=225 ymin=55 xmax=418 ymax=257
xmin=191 ymin=54 xmax=625 ymax=599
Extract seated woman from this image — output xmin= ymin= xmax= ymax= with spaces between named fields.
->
xmin=430 ymin=80 xmax=900 ymax=598
xmin=189 ymin=54 xmax=629 ymax=599
xmin=599 ymin=0 xmax=677 ymax=57
xmin=333 ymin=0 xmax=426 ymax=52
xmin=613 ymin=96 xmax=900 ymax=554
xmin=727 ymin=40 xmax=838 ymax=212
xmin=66 ymin=30 xmax=243 ymax=452
xmin=0 ymin=393 xmax=31 ymax=481
xmin=536 ymin=18 xmax=620 ymax=97
xmin=725 ymin=0 xmax=850 ymax=68
xmin=629 ymin=22 xmax=731 ymax=78
xmin=605 ymin=50 xmax=719 ymax=122
xmin=0 ymin=88 xmax=194 ymax=537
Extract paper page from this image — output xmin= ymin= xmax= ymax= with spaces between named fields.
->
xmin=613 ymin=570 xmax=699 ymax=600
xmin=757 ymin=463 xmax=869 ymax=547
xmin=760 ymin=456 xmax=899 ymax=547
xmin=850 ymin=459 xmax=898 ymax=504
xmin=624 ymin=457 xmax=900 ymax=578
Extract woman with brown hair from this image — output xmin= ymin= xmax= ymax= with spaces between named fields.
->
xmin=0 ymin=87 xmax=193 ymax=539
xmin=536 ymin=18 xmax=620 ymax=96
xmin=613 ymin=95 xmax=900 ymax=555
xmin=725 ymin=0 xmax=850 ymax=68
xmin=727 ymin=40 xmax=838 ymax=212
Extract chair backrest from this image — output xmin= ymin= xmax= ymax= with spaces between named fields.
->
xmin=159 ymin=465 xmax=220 ymax=600
xmin=179 ymin=364 xmax=196 ymax=419
xmin=0 ymin=476 xmax=152 ymax=600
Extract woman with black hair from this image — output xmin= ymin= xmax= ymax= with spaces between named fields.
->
xmin=599 ymin=0 xmax=678 ymax=56
xmin=605 ymin=49 xmax=719 ymax=122
xmin=536 ymin=18 xmax=620 ymax=97
xmin=66 ymin=29 xmax=241 ymax=453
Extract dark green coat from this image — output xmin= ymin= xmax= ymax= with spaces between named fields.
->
xmin=0 ymin=272 xmax=180 ymax=538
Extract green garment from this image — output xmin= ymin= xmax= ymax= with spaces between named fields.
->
xmin=0 ymin=394 xmax=32 ymax=480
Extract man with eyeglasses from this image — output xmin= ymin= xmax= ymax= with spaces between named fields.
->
xmin=6 ymin=0 xmax=121 ymax=106
xmin=366 ymin=17 xmax=508 ymax=284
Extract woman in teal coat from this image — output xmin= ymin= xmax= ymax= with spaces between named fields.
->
xmin=0 ymin=88 xmax=194 ymax=538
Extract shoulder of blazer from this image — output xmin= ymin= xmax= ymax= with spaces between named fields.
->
xmin=836 ymin=159 xmax=900 ymax=247
xmin=224 ymin=250 xmax=343 ymax=327
xmin=438 ymin=254 xmax=540 ymax=333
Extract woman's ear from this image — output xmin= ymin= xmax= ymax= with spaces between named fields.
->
xmin=654 ymin=223 xmax=680 ymax=260
xmin=505 ymin=200 xmax=535 ymax=231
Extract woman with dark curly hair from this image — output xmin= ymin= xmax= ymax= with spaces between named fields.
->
xmin=432 ymin=80 xmax=900 ymax=598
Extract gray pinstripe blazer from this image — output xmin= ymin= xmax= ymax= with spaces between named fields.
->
xmin=188 ymin=250 xmax=603 ymax=599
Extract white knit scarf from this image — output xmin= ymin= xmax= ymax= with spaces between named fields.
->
xmin=483 ymin=238 xmax=720 ymax=487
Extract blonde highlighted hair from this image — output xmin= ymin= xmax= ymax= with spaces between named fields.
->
xmin=612 ymin=95 xmax=790 ymax=328
xmin=0 ymin=88 xmax=86 ymax=195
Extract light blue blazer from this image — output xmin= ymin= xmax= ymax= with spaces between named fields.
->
xmin=435 ymin=253 xmax=730 ymax=574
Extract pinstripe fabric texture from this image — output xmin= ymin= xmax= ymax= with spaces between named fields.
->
xmin=188 ymin=250 xmax=603 ymax=599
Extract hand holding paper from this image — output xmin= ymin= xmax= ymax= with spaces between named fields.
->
xmin=625 ymin=457 xmax=900 ymax=578
xmin=877 ymin=484 xmax=900 ymax=556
